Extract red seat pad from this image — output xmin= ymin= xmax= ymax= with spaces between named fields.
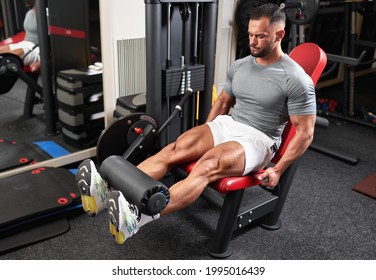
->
xmin=180 ymin=162 xmax=264 ymax=194
xmin=23 ymin=65 xmax=32 ymax=73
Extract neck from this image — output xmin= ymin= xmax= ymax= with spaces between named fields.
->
xmin=256 ymin=47 xmax=284 ymax=66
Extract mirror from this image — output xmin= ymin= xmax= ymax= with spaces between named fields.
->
xmin=0 ymin=0 xmax=102 ymax=178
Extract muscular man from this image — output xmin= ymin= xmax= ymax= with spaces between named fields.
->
xmin=0 ymin=1 xmax=40 ymax=72
xmin=76 ymin=3 xmax=316 ymax=244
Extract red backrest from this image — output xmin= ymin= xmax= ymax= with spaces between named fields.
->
xmin=0 ymin=31 xmax=26 ymax=47
xmin=289 ymin=42 xmax=328 ymax=85
xmin=271 ymin=43 xmax=327 ymax=164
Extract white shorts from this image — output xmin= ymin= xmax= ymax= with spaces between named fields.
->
xmin=207 ymin=115 xmax=276 ymax=175
xmin=9 ymin=41 xmax=39 ymax=65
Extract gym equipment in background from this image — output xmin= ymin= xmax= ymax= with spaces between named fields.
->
xmin=34 ymin=0 xmax=101 ymax=135
xmin=56 ymin=68 xmax=104 ymax=148
xmin=97 ymin=1 xmax=218 ymax=214
xmin=0 ymin=0 xmax=102 ymax=253
xmin=0 ymin=33 xmax=43 ymax=118
xmin=281 ymin=0 xmax=320 ymax=25
xmin=145 ymin=0 xmax=217 ymax=147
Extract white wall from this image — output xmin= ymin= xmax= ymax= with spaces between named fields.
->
xmin=214 ymin=0 xmax=238 ymax=94
xmin=99 ymin=0 xmax=145 ymax=125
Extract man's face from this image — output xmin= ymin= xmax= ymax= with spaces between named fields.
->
xmin=248 ymin=17 xmax=283 ymax=58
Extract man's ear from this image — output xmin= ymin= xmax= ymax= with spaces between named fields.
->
xmin=276 ymin=29 xmax=285 ymax=42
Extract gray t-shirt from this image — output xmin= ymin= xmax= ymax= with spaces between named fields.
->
xmin=224 ymin=54 xmax=316 ymax=147
xmin=24 ymin=9 xmax=38 ymax=44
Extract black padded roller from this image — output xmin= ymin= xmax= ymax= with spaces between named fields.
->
xmin=99 ymin=155 xmax=170 ymax=215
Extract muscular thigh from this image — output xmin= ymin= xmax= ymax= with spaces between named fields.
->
xmin=160 ymin=124 xmax=215 ymax=165
xmin=191 ymin=141 xmax=246 ymax=182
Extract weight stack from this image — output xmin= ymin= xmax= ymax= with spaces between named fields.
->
xmin=163 ymin=64 xmax=205 ymax=97
xmin=56 ymin=68 xmax=104 ymax=148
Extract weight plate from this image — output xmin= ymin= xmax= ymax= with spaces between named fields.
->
xmin=236 ymin=0 xmax=270 ymax=34
xmin=0 ymin=54 xmax=23 ymax=94
xmin=127 ymin=119 xmax=156 ymax=145
xmin=96 ymin=113 xmax=158 ymax=164
xmin=284 ymin=0 xmax=319 ymax=25
xmin=0 ymin=53 xmax=23 ymax=74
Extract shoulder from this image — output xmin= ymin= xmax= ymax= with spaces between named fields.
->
xmin=281 ymin=55 xmax=312 ymax=84
xmin=228 ymin=55 xmax=253 ymax=74
xmin=233 ymin=55 xmax=253 ymax=67
xmin=281 ymin=55 xmax=305 ymax=73
xmin=24 ymin=8 xmax=36 ymax=19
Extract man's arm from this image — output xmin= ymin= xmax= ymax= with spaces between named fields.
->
xmin=205 ymin=90 xmax=236 ymax=123
xmin=258 ymin=114 xmax=316 ymax=187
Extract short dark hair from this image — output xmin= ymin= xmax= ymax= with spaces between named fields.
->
xmin=25 ymin=0 xmax=35 ymax=7
xmin=249 ymin=3 xmax=286 ymax=25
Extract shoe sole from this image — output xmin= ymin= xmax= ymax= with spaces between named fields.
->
xmin=76 ymin=159 xmax=100 ymax=216
xmin=108 ymin=191 xmax=126 ymax=244
xmin=108 ymin=191 xmax=140 ymax=245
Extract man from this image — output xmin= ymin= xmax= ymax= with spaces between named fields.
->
xmin=0 ymin=1 xmax=40 ymax=72
xmin=76 ymin=3 xmax=316 ymax=244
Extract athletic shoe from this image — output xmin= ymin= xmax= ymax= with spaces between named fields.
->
xmin=76 ymin=159 xmax=109 ymax=216
xmin=107 ymin=190 xmax=140 ymax=244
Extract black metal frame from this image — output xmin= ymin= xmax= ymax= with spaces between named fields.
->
xmin=203 ymin=160 xmax=299 ymax=258
xmin=144 ymin=0 xmax=217 ymax=147
xmin=22 ymin=71 xmax=43 ymax=118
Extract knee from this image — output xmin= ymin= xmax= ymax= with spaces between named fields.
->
xmin=193 ymin=155 xmax=221 ymax=178
xmin=174 ymin=133 xmax=195 ymax=151
xmin=160 ymin=142 xmax=179 ymax=157
xmin=166 ymin=135 xmax=195 ymax=156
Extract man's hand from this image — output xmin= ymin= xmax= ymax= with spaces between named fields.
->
xmin=258 ymin=167 xmax=281 ymax=188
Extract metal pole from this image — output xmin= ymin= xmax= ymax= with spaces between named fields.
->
xmin=198 ymin=0 xmax=217 ymax=125
xmin=35 ymin=0 xmax=59 ymax=136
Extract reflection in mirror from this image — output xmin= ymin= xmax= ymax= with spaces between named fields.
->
xmin=0 ymin=0 xmax=102 ymax=176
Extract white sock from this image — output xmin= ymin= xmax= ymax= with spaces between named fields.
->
xmin=139 ymin=213 xmax=160 ymax=228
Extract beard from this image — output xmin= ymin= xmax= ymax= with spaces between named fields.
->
xmin=250 ymin=48 xmax=267 ymax=57
xmin=249 ymin=43 xmax=275 ymax=58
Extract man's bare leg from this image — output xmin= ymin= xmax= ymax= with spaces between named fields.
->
xmin=0 ymin=46 xmax=25 ymax=58
xmin=108 ymin=140 xmax=245 ymax=243
xmin=161 ymin=140 xmax=245 ymax=215
xmin=137 ymin=124 xmax=215 ymax=180
xmin=0 ymin=45 xmax=11 ymax=53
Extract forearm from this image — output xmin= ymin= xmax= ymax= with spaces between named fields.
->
xmin=206 ymin=102 xmax=228 ymax=122
xmin=258 ymin=115 xmax=316 ymax=187
xmin=205 ymin=92 xmax=234 ymax=123
xmin=273 ymin=129 xmax=313 ymax=174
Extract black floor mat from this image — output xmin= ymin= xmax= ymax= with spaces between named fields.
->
xmin=0 ymin=218 xmax=71 ymax=254
xmin=0 ymin=167 xmax=80 ymax=236
xmin=0 ymin=139 xmax=34 ymax=171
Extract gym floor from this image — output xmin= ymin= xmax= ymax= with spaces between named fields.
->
xmin=0 ymin=74 xmax=375 ymax=260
